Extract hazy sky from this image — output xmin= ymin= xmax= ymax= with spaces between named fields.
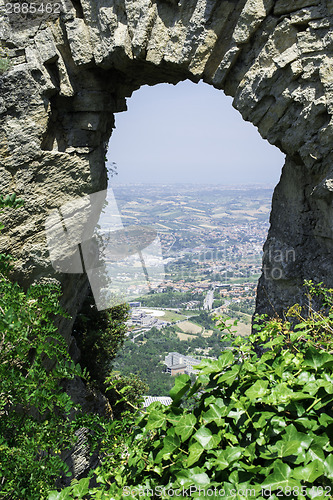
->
xmin=107 ymin=80 xmax=285 ymax=186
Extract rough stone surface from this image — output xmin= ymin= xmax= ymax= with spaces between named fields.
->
xmin=57 ymin=376 xmax=112 ymax=486
xmin=1 ymin=0 xmax=333 ymax=330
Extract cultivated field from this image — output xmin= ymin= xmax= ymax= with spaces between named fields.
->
xmin=177 ymin=321 xmax=203 ymax=334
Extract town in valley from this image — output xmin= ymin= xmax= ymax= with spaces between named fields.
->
xmin=103 ymin=183 xmax=274 ymax=396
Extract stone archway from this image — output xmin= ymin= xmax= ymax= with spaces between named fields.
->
xmin=1 ymin=0 xmax=333 ymax=341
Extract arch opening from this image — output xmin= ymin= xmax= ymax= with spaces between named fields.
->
xmin=98 ymin=80 xmax=284 ymax=336
xmin=2 ymin=0 xmax=333 ymax=337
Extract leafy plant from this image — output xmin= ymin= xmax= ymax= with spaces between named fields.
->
xmin=0 ymin=194 xmax=24 ymax=274
xmin=105 ymin=372 xmax=149 ymax=418
xmin=0 ymin=194 xmax=146 ymax=499
xmin=52 ymin=283 xmax=333 ymax=499
xmin=0 ymin=194 xmax=83 ymax=498
xmin=73 ymin=291 xmax=129 ymax=389
xmin=0 ymin=45 xmax=11 ymax=75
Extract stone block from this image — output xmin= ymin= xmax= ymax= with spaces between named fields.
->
xmin=233 ymin=0 xmax=273 ymax=44
xmin=273 ymin=45 xmax=299 ymax=68
xmin=65 ymin=19 xmax=94 ymax=66
xmin=273 ymin=19 xmax=298 ymax=54
xmin=291 ymin=59 xmax=303 ymax=77
xmin=319 ymin=56 xmax=333 ymax=84
xmin=211 ymin=46 xmax=240 ymax=87
xmin=249 ymin=96 xmax=275 ymax=126
xmin=309 ymin=19 xmax=330 ymax=29
xmin=57 ymin=55 xmax=74 ymax=97
xmin=297 ymin=30 xmax=324 ymax=53
xmin=34 ymin=28 xmax=58 ymax=64
xmin=290 ymin=7 xmax=324 ymax=24
xmin=274 ymin=0 xmax=319 ymax=16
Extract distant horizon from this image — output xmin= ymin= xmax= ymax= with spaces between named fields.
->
xmin=109 ymin=178 xmax=276 ymax=189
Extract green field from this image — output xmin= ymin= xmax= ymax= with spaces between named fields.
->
xmin=158 ymin=310 xmax=188 ymax=322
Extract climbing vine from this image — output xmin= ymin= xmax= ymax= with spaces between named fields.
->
xmin=51 ymin=282 xmax=333 ymax=499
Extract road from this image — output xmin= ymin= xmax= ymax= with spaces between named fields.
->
xmin=204 ymin=288 xmax=214 ymax=310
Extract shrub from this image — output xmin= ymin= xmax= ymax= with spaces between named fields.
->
xmin=105 ymin=372 xmax=149 ymax=418
xmin=0 ymin=196 xmax=83 ymax=498
xmin=54 ymin=283 xmax=333 ymax=499
xmin=73 ymin=292 xmax=129 ymax=388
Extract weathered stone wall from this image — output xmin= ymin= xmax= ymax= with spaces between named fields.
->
xmin=1 ymin=0 xmax=333 ymax=335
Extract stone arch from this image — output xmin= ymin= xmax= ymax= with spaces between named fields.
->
xmin=1 ymin=0 xmax=333 ymax=340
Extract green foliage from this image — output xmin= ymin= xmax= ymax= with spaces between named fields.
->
xmin=0 ymin=193 xmax=24 ymax=210
xmin=0 ymin=194 xmax=24 ymax=274
xmin=111 ymin=334 xmax=333 ymax=498
xmin=113 ymin=331 xmax=186 ymax=397
xmin=105 ymin=372 xmax=149 ymax=418
xmin=190 ymin=310 xmax=218 ymax=330
xmin=286 ymin=280 xmax=333 ymax=352
xmin=54 ymin=282 xmax=333 ymax=499
xmin=0 ymin=46 xmax=11 ymax=75
xmin=0 ymin=194 xmax=82 ymax=498
xmin=73 ymin=292 xmax=129 ymax=387
xmin=137 ymin=290 xmax=203 ymax=309
xmin=0 ymin=275 xmax=81 ymax=498
xmin=213 ymin=298 xmax=223 ymax=308
xmin=114 ymin=321 xmax=228 ymax=396
xmin=0 ymin=194 xmax=145 ymax=499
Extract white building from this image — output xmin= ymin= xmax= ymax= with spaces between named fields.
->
xmin=165 ymin=352 xmax=201 ymax=375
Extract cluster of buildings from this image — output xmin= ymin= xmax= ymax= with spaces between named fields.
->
xmin=126 ymin=309 xmax=168 ymax=330
xmin=217 ymin=282 xmax=256 ymax=299
xmin=164 ymin=352 xmax=202 ymax=376
xmin=184 ymin=300 xmax=201 ymax=310
xmin=156 ymin=279 xmax=212 ymax=294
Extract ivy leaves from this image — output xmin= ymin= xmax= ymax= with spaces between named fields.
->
xmin=175 ymin=414 xmax=197 ymax=441
xmin=92 ymin=308 xmax=333 ymax=499
xmin=50 ymin=282 xmax=333 ymax=499
xmin=169 ymin=374 xmax=192 ymax=403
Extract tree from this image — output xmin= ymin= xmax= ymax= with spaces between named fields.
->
xmin=73 ymin=291 xmax=129 ymax=388
xmin=105 ymin=372 xmax=149 ymax=418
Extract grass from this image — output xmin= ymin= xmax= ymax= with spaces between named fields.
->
xmin=156 ymin=310 xmax=188 ymax=323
